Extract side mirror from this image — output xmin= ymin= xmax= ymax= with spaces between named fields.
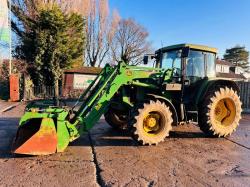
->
xmin=181 ymin=47 xmax=190 ymax=58
xmin=184 ymin=79 xmax=190 ymax=85
xmin=143 ymin=56 xmax=149 ymax=64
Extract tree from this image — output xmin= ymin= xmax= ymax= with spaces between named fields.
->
xmin=84 ymin=0 xmax=120 ymax=67
xmin=11 ymin=0 xmax=86 ymax=16
xmin=223 ymin=45 xmax=249 ymax=69
xmin=111 ymin=18 xmax=151 ymax=65
xmin=12 ymin=2 xmax=85 ymax=96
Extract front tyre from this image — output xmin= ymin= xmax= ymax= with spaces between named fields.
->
xmin=199 ymin=87 xmax=242 ymax=137
xmin=104 ymin=108 xmax=128 ymax=130
xmin=130 ymin=100 xmax=173 ymax=145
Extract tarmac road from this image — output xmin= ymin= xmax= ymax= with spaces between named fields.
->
xmin=0 ymin=102 xmax=249 ymax=187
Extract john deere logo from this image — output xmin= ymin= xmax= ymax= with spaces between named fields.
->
xmin=95 ymin=104 xmax=102 ymax=111
xmin=126 ymin=70 xmax=132 ymax=76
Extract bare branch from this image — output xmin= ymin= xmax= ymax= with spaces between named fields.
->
xmin=85 ymin=0 xmax=120 ymax=67
xmin=111 ymin=18 xmax=152 ymax=65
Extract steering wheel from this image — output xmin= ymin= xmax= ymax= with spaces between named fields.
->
xmin=160 ymin=69 xmax=172 ymax=85
xmin=172 ymin=67 xmax=181 ymax=78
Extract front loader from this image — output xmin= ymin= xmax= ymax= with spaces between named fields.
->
xmin=12 ymin=44 xmax=242 ymax=155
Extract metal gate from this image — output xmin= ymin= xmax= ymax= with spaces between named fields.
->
xmin=23 ymin=85 xmax=62 ymax=100
xmin=237 ymin=81 xmax=250 ymax=112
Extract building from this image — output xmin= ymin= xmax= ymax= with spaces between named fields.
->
xmin=216 ymin=59 xmax=247 ymax=81
xmin=63 ymin=66 xmax=102 ymax=97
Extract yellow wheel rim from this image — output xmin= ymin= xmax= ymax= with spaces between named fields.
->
xmin=143 ymin=112 xmax=163 ymax=136
xmin=214 ymin=98 xmax=236 ymax=127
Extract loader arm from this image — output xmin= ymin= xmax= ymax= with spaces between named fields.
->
xmin=73 ymin=62 xmax=162 ymax=135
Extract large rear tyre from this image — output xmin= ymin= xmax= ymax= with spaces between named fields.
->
xmin=104 ymin=108 xmax=128 ymax=130
xmin=130 ymin=100 xmax=173 ymax=145
xmin=198 ymin=87 xmax=242 ymax=137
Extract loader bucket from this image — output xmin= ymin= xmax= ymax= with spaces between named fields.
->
xmin=12 ymin=118 xmax=57 ymax=155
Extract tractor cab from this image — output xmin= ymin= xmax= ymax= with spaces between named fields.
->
xmin=154 ymin=44 xmax=218 ymax=122
xmin=156 ymin=43 xmax=217 ymax=82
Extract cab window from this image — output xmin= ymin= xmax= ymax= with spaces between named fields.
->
xmin=186 ymin=50 xmax=205 ymax=79
xmin=206 ymin=52 xmax=216 ymax=77
xmin=161 ymin=50 xmax=181 ymax=76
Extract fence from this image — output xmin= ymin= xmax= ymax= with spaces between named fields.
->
xmin=23 ymin=85 xmax=84 ymax=100
xmin=24 ymin=86 xmax=62 ymax=100
xmin=237 ymin=81 xmax=250 ymax=112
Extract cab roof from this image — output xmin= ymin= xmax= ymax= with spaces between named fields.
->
xmin=158 ymin=43 xmax=218 ymax=54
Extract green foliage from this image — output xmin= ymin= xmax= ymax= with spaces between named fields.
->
xmin=224 ymin=46 xmax=249 ymax=69
xmin=13 ymin=5 xmax=85 ymax=86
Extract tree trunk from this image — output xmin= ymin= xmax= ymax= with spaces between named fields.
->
xmin=23 ymin=74 xmax=34 ymax=101
xmin=54 ymin=79 xmax=59 ymax=98
xmin=53 ymin=78 xmax=60 ymax=106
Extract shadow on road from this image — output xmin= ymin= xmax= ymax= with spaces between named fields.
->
xmin=170 ymin=130 xmax=207 ymax=138
xmin=0 ymin=117 xmax=20 ymax=159
xmin=71 ymin=126 xmax=210 ymax=147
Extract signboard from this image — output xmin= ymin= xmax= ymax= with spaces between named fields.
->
xmin=73 ymin=74 xmax=97 ymax=89
xmin=0 ymin=0 xmax=10 ymax=43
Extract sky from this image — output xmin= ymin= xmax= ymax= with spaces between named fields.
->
xmin=1 ymin=0 xmax=250 ymax=59
xmin=109 ymin=0 xmax=250 ymax=57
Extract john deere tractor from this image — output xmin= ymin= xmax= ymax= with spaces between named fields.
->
xmin=12 ymin=44 xmax=242 ymax=155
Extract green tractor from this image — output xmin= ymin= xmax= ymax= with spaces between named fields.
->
xmin=12 ymin=44 xmax=242 ymax=155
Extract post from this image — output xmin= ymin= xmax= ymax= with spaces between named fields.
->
xmin=8 ymin=0 xmax=11 ymax=75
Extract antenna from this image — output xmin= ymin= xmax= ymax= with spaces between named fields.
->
xmin=161 ymin=41 xmax=164 ymax=48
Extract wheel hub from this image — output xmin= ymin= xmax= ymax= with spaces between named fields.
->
xmin=143 ymin=113 xmax=161 ymax=135
xmin=214 ymin=98 xmax=236 ymax=127
xmin=146 ymin=117 xmax=157 ymax=128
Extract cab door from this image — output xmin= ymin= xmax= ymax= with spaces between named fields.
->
xmin=183 ymin=50 xmax=206 ymax=110
xmin=161 ymin=50 xmax=183 ymax=116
